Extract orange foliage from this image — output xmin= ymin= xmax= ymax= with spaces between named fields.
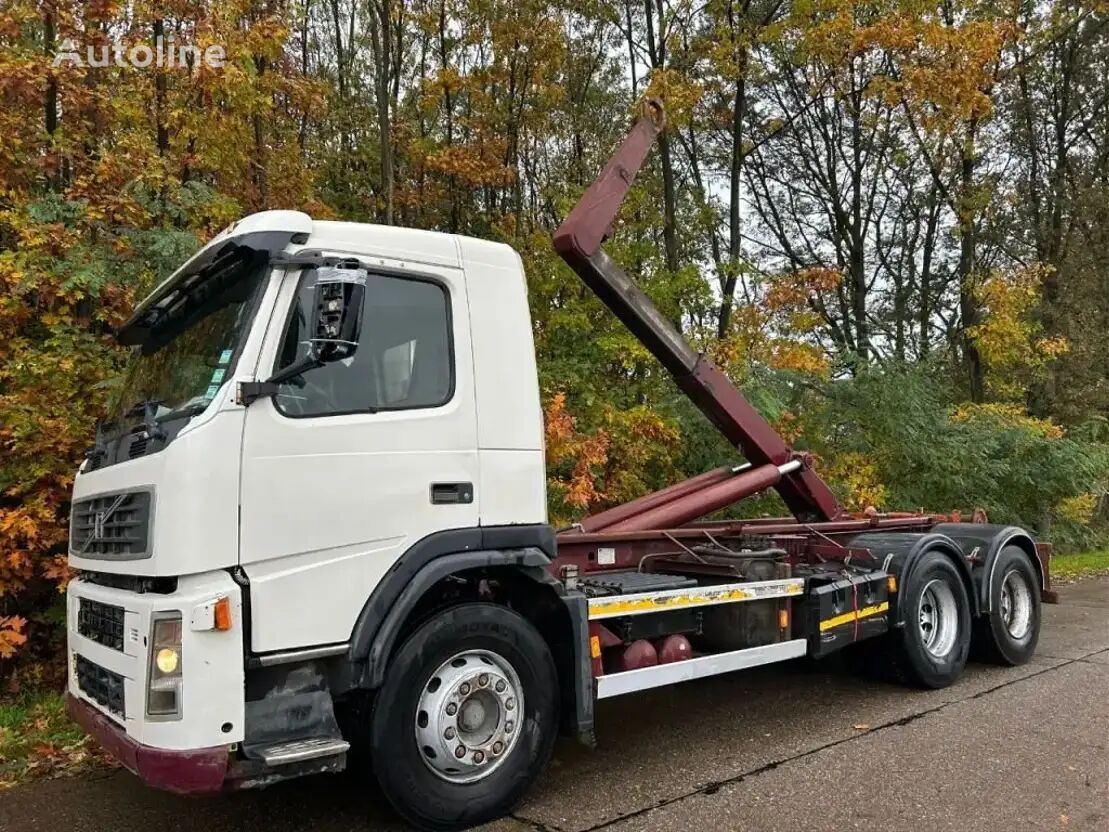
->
xmin=0 ymin=616 xmax=28 ymax=660
xmin=544 ymin=392 xmax=610 ymax=515
xmin=543 ymin=392 xmax=680 ymax=526
xmin=765 ymin=267 xmax=843 ymax=312
xmin=0 ymin=0 xmax=319 ymax=666
xmin=708 ymin=268 xmax=838 ymax=381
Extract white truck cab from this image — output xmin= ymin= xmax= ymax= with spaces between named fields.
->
xmin=66 ymin=210 xmax=556 ymax=808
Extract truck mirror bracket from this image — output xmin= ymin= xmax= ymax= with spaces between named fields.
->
xmin=236 ymin=381 xmax=280 ymax=406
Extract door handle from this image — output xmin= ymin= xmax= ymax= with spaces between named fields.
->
xmin=430 ymin=482 xmax=474 ymax=505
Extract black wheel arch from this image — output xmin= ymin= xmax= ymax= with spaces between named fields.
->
xmin=930 ymin=523 xmax=1041 ymax=614
xmin=341 ymin=525 xmax=594 ymax=743
xmin=847 ymin=531 xmax=979 ymax=625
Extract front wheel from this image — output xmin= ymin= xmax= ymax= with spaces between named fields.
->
xmin=369 ymin=603 xmax=559 ymax=831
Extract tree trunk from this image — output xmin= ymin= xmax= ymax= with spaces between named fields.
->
xmin=918 ymin=182 xmax=940 ymax=358
xmin=642 ymin=0 xmax=678 ymax=273
xmin=718 ymin=46 xmax=748 ymax=338
xmin=370 ymin=0 xmax=394 ymax=224
xmin=956 ymin=122 xmax=984 ymax=402
xmin=43 ymin=8 xmax=58 ymax=188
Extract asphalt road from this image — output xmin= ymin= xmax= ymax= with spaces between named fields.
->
xmin=1 ymin=577 xmax=1106 ymax=832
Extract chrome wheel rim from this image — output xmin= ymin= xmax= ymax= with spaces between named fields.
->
xmin=918 ymin=579 xmax=959 ymax=658
xmin=415 ymin=649 xmax=523 ymax=784
xmin=999 ymin=568 xmax=1033 ymax=640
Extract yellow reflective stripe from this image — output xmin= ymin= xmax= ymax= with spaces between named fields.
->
xmin=593 ymin=587 xmax=756 ymax=616
xmin=819 ymin=601 xmax=889 ymax=632
xmin=588 ymin=580 xmax=804 ymax=619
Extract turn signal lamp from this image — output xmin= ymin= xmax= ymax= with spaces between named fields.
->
xmin=214 ymin=596 xmax=233 ymax=631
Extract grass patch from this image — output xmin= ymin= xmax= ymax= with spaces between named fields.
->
xmin=1052 ymin=549 xmax=1109 ymax=580
xmin=0 ymin=689 xmax=109 ymax=788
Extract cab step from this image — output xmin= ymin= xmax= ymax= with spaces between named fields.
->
xmin=256 ymin=736 xmax=350 ymax=766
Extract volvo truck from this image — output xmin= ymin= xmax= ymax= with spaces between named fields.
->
xmin=66 ymin=100 xmax=1052 ymax=830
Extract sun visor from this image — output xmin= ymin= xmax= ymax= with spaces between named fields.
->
xmin=117 ymin=212 xmax=313 ymax=346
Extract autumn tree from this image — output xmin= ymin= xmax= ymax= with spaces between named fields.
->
xmin=1 ymin=0 xmax=1106 ymax=670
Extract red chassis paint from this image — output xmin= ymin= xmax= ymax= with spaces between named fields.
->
xmin=548 ymin=98 xmax=1054 ymax=601
xmin=67 ymin=695 xmax=229 ymax=794
xmin=555 ymin=511 xmax=1053 ymax=594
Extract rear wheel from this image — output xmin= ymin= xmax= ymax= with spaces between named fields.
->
xmin=884 ymin=550 xmax=971 ymax=688
xmin=974 ymin=546 xmax=1041 ymax=665
xmin=369 ymin=603 xmax=558 ymax=830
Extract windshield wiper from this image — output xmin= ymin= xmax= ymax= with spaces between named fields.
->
xmin=122 ymin=400 xmax=168 ymax=440
xmin=141 ymin=401 xmax=168 ymax=440
xmin=85 ymin=419 xmax=113 ymax=463
xmin=154 ymin=401 xmax=210 ymax=424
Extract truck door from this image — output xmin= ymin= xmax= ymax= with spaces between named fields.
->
xmin=239 ymin=262 xmax=479 ymax=653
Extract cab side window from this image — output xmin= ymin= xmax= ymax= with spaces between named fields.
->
xmin=274 ymin=269 xmax=453 ymax=417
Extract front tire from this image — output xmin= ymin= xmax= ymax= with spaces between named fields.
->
xmin=884 ymin=550 xmax=972 ymax=688
xmin=974 ymin=546 xmax=1041 ymax=665
xmin=370 ymin=603 xmax=558 ymax=831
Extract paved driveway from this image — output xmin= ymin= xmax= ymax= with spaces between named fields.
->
xmin=1 ymin=577 xmax=1105 ymax=832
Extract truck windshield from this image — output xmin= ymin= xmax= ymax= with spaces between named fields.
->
xmin=110 ymin=257 xmax=269 ymax=427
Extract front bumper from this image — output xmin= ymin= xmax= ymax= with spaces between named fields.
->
xmin=67 ymin=571 xmax=246 ymax=763
xmin=68 ymin=694 xmax=229 ymax=794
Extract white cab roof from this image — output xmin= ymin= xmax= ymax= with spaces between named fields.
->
xmin=132 ymin=210 xmax=517 ymax=323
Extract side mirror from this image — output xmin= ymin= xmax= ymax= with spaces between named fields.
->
xmin=237 ymin=266 xmax=368 ymax=405
xmin=312 ymin=266 xmax=366 ymax=363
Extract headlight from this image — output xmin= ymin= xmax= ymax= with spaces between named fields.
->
xmin=147 ymin=614 xmax=183 ymax=717
xmin=155 ymin=647 xmax=179 ymax=674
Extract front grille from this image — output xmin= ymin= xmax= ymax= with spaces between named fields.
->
xmin=77 ymin=598 xmax=125 ymax=652
xmin=70 ymin=490 xmax=152 ymax=559
xmin=75 ymin=655 xmax=125 ymax=717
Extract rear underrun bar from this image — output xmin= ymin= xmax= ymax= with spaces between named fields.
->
xmin=552 ymin=98 xmax=842 ymax=524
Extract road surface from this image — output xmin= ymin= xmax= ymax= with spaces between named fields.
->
xmin=1 ymin=577 xmax=1105 ymax=832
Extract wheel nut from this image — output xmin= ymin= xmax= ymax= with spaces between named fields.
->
xmin=506 ymin=697 xmax=515 ymax=711
xmin=478 ymin=673 xmax=489 ymax=687
xmin=492 ymin=741 xmax=504 ymax=755
xmin=505 ymin=720 xmax=514 ymax=733
xmin=455 ymin=745 xmax=466 ymax=758
xmin=495 ymin=680 xmax=506 ymax=692
xmin=444 ymin=727 xmax=455 ymax=740
xmin=473 ymin=751 xmax=485 ymax=764
xmin=460 ymin=682 xmax=471 ymax=695
xmin=446 ymin=703 xmax=458 ymax=716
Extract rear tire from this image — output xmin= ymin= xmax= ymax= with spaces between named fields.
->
xmin=369 ymin=603 xmax=558 ymax=831
xmin=973 ymin=546 xmax=1041 ymax=665
xmin=883 ymin=550 xmax=971 ymax=688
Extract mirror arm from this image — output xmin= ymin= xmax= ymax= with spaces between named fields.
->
xmin=235 ymin=352 xmax=321 ymax=406
xmin=236 ymin=265 xmax=366 ymax=408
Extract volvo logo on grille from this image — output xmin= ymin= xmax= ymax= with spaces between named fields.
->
xmin=81 ymin=494 xmax=127 ymax=553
